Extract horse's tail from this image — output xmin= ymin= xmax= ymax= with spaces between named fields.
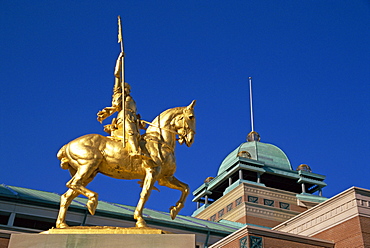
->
xmin=57 ymin=145 xmax=69 ymax=170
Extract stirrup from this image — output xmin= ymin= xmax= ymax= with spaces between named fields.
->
xmin=130 ymin=152 xmax=151 ymax=160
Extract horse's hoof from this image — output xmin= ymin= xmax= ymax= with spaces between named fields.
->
xmin=86 ymin=197 xmax=98 ymax=215
xmin=135 ymin=219 xmax=147 ymax=228
xmin=170 ymin=207 xmax=177 ymax=220
xmin=56 ymin=222 xmax=69 ymax=229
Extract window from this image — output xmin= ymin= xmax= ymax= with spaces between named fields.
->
xmin=279 ymin=202 xmax=290 ymax=210
xmin=218 ymin=209 xmax=224 ymax=218
xmin=248 ymin=196 xmax=258 ymax=203
xmin=0 ymin=211 xmax=10 ymax=225
xmin=227 ymin=203 xmax=233 ymax=212
xmin=264 ymin=199 xmax=274 ymax=207
xmin=240 ymin=236 xmax=248 ymax=248
xmin=236 ymin=196 xmax=243 ymax=206
xmin=250 ymin=236 xmax=263 ymax=248
xmin=237 ymin=151 xmax=252 ymax=159
xmin=13 ymin=214 xmax=55 ymax=230
xmin=209 ymin=214 xmax=216 ymax=222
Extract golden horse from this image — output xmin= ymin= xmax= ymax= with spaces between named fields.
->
xmin=55 ymin=100 xmax=196 ymax=228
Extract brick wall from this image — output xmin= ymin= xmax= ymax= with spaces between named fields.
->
xmin=245 ymin=215 xmax=282 ymax=228
xmin=359 ymin=216 xmax=370 ymax=248
xmin=0 ymin=238 xmax=9 ymax=248
xmin=290 ymin=204 xmax=309 ymax=213
xmin=211 ymin=234 xmax=331 ymax=248
xmin=313 ymin=216 xmax=364 ymax=248
xmin=263 ymin=236 xmax=327 ymax=248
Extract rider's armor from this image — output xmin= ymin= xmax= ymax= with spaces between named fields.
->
xmin=97 ymin=52 xmax=144 ymax=158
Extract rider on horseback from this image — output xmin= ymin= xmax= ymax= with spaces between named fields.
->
xmin=97 ymin=52 xmax=146 ymax=158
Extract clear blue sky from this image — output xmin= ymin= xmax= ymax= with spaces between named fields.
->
xmin=1 ymin=1 xmax=369 ymax=217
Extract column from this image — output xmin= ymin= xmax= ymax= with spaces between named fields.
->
xmin=7 ymin=212 xmax=15 ymax=226
xmin=301 ymin=183 xmax=306 ymax=193
xmin=257 ymin=172 xmax=261 ymax=183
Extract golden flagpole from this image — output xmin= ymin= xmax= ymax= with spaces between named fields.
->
xmin=118 ymin=16 xmax=125 ymax=147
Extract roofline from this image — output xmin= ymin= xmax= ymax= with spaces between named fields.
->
xmin=272 ymin=186 xmax=364 ymax=230
xmin=211 ymin=224 xmax=334 ymax=248
xmin=0 ymin=185 xmax=238 ymax=236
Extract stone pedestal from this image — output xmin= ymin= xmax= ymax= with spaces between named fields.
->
xmin=9 ymin=227 xmax=195 ymax=248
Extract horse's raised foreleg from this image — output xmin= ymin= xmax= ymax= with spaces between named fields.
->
xmin=158 ymin=176 xmax=189 ymax=219
xmin=66 ymin=166 xmax=99 ymax=215
xmin=134 ymin=165 xmax=160 ymax=228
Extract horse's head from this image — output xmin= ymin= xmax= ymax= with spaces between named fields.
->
xmin=175 ymin=100 xmax=196 ymax=147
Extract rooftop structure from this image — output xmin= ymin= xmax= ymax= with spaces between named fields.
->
xmin=192 ymin=131 xmax=327 ymax=228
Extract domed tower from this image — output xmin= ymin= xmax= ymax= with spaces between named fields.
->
xmin=192 ymin=79 xmax=327 ymax=227
xmin=192 ymin=131 xmax=327 ymax=227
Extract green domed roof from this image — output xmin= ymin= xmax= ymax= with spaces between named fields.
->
xmin=217 ymin=141 xmax=292 ymax=176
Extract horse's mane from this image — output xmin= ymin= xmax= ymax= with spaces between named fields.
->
xmin=151 ymin=106 xmax=185 ymax=124
xmin=160 ymin=106 xmax=185 ymax=115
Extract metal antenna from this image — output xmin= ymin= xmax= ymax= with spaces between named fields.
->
xmin=249 ymin=77 xmax=254 ymax=132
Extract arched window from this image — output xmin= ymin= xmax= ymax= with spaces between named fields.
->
xmin=237 ymin=150 xmax=251 ymax=159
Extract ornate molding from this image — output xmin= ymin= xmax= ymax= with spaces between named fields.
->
xmin=246 ymin=206 xmax=296 ymax=221
xmin=244 ymin=186 xmax=296 ymax=202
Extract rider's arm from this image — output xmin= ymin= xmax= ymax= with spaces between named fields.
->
xmin=114 ymin=52 xmax=124 ymax=78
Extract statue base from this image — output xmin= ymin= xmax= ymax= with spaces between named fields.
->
xmin=42 ymin=226 xmax=172 ymax=234
xmin=9 ymin=227 xmax=195 ymax=248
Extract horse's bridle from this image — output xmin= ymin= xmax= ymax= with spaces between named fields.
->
xmin=177 ymin=115 xmax=195 ymax=140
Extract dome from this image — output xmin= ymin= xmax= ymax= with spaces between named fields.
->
xmin=217 ymin=141 xmax=292 ymax=176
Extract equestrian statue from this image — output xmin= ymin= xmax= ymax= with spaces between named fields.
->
xmin=55 ymin=17 xmax=196 ymax=229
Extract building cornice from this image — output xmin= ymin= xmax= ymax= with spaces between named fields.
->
xmin=273 ymin=187 xmax=370 ymax=236
xmin=246 ymin=203 xmax=298 ymax=222
xmin=244 ymin=184 xmax=297 ymax=203
xmin=209 ymin=225 xmax=334 ymax=248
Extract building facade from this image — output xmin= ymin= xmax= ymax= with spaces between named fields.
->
xmin=191 ymin=131 xmax=369 ymax=247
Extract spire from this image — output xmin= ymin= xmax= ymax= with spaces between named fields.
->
xmin=247 ymin=77 xmax=260 ymax=142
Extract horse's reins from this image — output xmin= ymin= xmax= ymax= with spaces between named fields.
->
xmin=141 ymin=120 xmax=179 ymax=153
xmin=141 ymin=118 xmax=195 ymax=138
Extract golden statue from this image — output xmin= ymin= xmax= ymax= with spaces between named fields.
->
xmin=56 ymin=99 xmax=196 ymax=228
xmin=55 ymin=16 xmax=196 ymax=229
